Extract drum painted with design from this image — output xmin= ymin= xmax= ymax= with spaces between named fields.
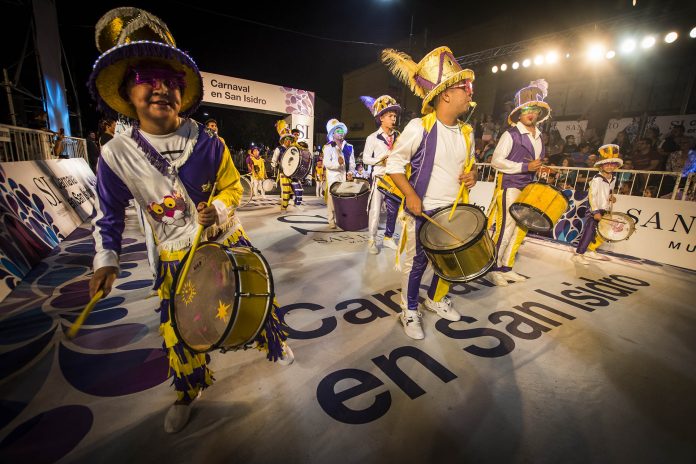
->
xmin=597 ymin=212 xmax=636 ymax=242
xmin=281 ymin=145 xmax=312 ymax=179
xmin=170 ymin=243 xmax=274 ymax=353
xmin=329 ymin=180 xmax=370 ymax=231
xmin=509 ymin=181 xmax=569 ymax=233
xmin=262 ymin=179 xmax=275 ymax=192
xmin=419 ymin=204 xmax=496 ymax=282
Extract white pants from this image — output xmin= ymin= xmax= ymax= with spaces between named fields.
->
xmin=490 ymin=187 xmax=528 ymax=270
xmin=251 ymin=178 xmax=265 ymax=197
xmin=327 ymin=192 xmax=336 ymax=226
xmin=316 ymin=180 xmax=326 ymax=199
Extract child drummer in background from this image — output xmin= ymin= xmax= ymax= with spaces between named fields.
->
xmin=571 ymin=144 xmax=622 ymax=265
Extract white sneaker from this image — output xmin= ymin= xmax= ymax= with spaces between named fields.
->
xmin=164 ymin=403 xmax=191 ymax=433
xmin=505 ymin=271 xmax=527 ymax=282
xmin=571 ymin=253 xmax=590 ymax=265
xmin=368 ymin=239 xmax=379 ymax=254
xmin=423 ymin=295 xmax=461 ymax=321
xmin=400 ymin=309 xmax=424 ymax=340
xmin=277 ymin=343 xmax=295 ymax=366
xmin=489 ymin=271 xmax=509 ymax=287
xmin=585 ymin=251 xmax=609 ymax=261
xmin=382 ymin=236 xmax=398 ymax=250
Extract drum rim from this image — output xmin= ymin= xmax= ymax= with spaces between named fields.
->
xmin=508 ymin=203 xmax=553 ymax=233
xmin=169 ymin=242 xmax=275 ymax=354
xmin=529 ymin=180 xmax=569 ymax=196
xmin=418 ymin=204 xmax=488 ymax=254
xmin=329 ymin=181 xmax=370 ymax=198
xmin=597 ymin=212 xmax=636 ymax=242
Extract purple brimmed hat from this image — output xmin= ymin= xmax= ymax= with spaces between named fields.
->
xmin=88 ymin=7 xmax=203 ymax=120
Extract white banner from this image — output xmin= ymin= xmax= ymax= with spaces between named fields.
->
xmin=603 ymin=117 xmax=642 ymax=145
xmin=645 ymin=114 xmax=696 ymax=139
xmin=549 ymin=120 xmax=588 ymax=141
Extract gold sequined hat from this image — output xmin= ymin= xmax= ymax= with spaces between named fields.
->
xmin=381 ymin=46 xmax=475 ymax=115
xmin=508 ymin=79 xmax=551 ymax=125
xmin=88 ymin=7 xmax=203 ymax=119
xmin=595 ymin=144 xmax=623 ymax=167
xmin=359 ymin=95 xmax=401 ymax=119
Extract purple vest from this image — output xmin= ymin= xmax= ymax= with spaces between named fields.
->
xmin=409 ymin=123 xmax=439 ymax=198
xmin=501 ymin=126 xmax=546 ymax=190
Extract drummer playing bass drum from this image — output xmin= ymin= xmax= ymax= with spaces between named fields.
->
xmin=488 ymin=79 xmax=552 ymax=287
xmin=322 ymin=119 xmax=355 ymax=229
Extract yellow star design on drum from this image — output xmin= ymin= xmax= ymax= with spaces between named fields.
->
xmin=215 ymin=300 xmax=231 ymax=320
xmin=182 ymin=280 xmax=197 ymax=305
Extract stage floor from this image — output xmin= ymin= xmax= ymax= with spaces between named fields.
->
xmin=1 ymin=196 xmax=695 ymax=464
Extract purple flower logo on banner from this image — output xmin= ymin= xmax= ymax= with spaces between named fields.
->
xmin=281 ymin=87 xmax=314 ymax=116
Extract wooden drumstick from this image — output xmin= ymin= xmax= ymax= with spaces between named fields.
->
xmin=176 ymin=182 xmax=217 ymax=295
xmin=448 ymin=156 xmax=476 ymax=221
xmin=421 ymin=212 xmax=465 ymax=243
xmin=66 ymin=289 xmax=104 ymax=339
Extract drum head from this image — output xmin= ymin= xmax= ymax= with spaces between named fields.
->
xmin=262 ymin=179 xmax=275 ymax=192
xmin=509 ymin=204 xmax=551 ymax=233
xmin=171 ymin=242 xmax=237 ymax=352
xmin=330 ymin=181 xmax=369 ymax=197
xmin=597 ymin=212 xmax=636 ymax=242
xmin=419 ymin=205 xmax=486 ymax=251
xmin=281 ymin=146 xmax=301 ymax=176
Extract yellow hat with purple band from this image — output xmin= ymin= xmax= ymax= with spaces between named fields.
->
xmin=595 ymin=144 xmax=623 ymax=167
xmin=508 ymin=79 xmax=551 ymax=125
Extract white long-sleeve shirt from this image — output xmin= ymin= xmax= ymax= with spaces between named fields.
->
xmin=491 ymin=121 xmax=542 ymax=174
xmin=363 ymin=128 xmax=398 ymax=178
xmin=588 ymin=173 xmax=616 ymax=212
xmin=322 ymin=142 xmax=355 ymax=187
xmin=386 ymin=117 xmax=475 ymax=210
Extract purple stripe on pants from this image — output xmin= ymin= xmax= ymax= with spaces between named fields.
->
xmin=406 ymin=210 xmax=442 ymax=310
xmin=576 ymin=215 xmax=598 ymax=254
xmin=384 ymin=196 xmax=399 ymax=238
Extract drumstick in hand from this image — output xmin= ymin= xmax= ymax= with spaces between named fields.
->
xmin=176 ymin=182 xmax=217 ymax=295
xmin=448 ymin=155 xmax=476 ymax=221
xmin=422 ymin=212 xmax=465 ymax=243
xmin=66 ymin=289 xmax=104 ymax=339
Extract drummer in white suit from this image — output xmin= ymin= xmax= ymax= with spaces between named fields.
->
xmin=322 ymin=119 xmax=355 ymax=229
xmin=361 ymin=95 xmax=402 ymax=255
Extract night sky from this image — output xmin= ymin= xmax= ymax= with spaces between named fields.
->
xmin=0 ymin=0 xmax=679 ymax=146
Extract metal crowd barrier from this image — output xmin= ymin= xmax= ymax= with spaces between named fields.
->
xmin=0 ymin=124 xmax=87 ymax=163
xmin=475 ymin=162 xmax=695 ymax=201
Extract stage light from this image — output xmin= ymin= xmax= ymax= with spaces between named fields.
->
xmin=500 ymin=63 xmax=508 ymax=71
xmin=565 ymin=52 xmax=571 ymax=59
xmin=522 ymin=58 xmax=531 ymax=68
xmin=534 ymin=54 xmax=545 ymax=65
xmin=641 ymin=35 xmax=656 ymax=48
xmin=620 ymin=39 xmax=636 ymax=53
xmin=546 ymin=51 xmax=559 ymax=64
xmin=606 ymin=50 xmax=616 ymax=59
xmin=203 ymin=112 xmax=209 ymax=116
xmin=664 ymin=31 xmax=678 ymax=43
xmin=492 ymin=65 xmax=498 ymax=73
xmin=690 ymin=27 xmax=696 ymax=38
xmin=587 ymin=44 xmax=605 ymax=61
xmin=512 ymin=61 xmax=520 ymax=70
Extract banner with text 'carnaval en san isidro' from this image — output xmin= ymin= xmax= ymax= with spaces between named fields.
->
xmin=0 ymin=158 xmax=96 ymax=302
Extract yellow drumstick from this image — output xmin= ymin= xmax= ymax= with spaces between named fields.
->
xmin=448 ymin=156 xmax=476 ymax=221
xmin=66 ymin=289 xmax=104 ymax=339
xmin=421 ymin=212 xmax=465 ymax=243
xmin=176 ymin=182 xmax=217 ymax=295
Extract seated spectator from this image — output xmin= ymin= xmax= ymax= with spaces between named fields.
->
xmin=659 ymin=124 xmax=684 ymax=156
xmin=616 ymin=159 xmax=634 ymax=185
xmin=645 ymin=127 xmax=660 ymax=150
xmin=612 ymin=130 xmax=633 ymax=155
xmin=563 ymin=135 xmax=578 ymax=153
xmin=618 ymin=183 xmax=631 ymax=196
xmin=631 ymin=137 xmax=662 ymax=171
xmin=354 ymin=164 xmax=370 ymax=180
xmin=570 ymin=142 xmax=591 ymax=167
xmin=642 ymin=186 xmax=657 ymax=198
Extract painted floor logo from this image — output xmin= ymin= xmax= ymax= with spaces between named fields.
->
xmin=279 ymin=273 xmax=651 ymax=425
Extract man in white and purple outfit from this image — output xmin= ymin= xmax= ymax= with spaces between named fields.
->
xmin=361 ymin=94 xmax=401 ymax=254
xmin=488 ymin=79 xmax=551 ymax=287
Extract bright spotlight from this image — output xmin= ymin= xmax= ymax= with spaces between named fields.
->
xmin=491 ymin=65 xmax=498 ymax=73
xmin=534 ymin=55 xmax=545 ymax=65
xmin=565 ymin=52 xmax=571 ymax=59
xmin=621 ymin=39 xmax=636 ymax=53
xmin=512 ymin=61 xmax=520 ymax=70
xmin=664 ymin=31 xmax=678 ymax=43
xmin=546 ymin=51 xmax=559 ymax=63
xmin=587 ymin=44 xmax=605 ymax=61
xmin=641 ymin=35 xmax=656 ymax=48
xmin=606 ymin=50 xmax=616 ymax=59
xmin=690 ymin=27 xmax=696 ymax=38
xmin=500 ymin=63 xmax=508 ymax=71
xmin=522 ymin=58 xmax=531 ymax=68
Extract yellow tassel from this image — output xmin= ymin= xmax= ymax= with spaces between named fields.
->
xmin=381 ymin=49 xmax=425 ymax=98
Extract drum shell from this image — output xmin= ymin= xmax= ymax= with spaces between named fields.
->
xmin=170 ymin=243 xmax=274 ymax=353
xmin=419 ymin=205 xmax=497 ymax=282
xmin=330 ymin=181 xmax=369 ymax=231
xmin=597 ymin=212 xmax=636 ymax=242
xmin=509 ymin=182 xmax=568 ymax=233
xmin=281 ymin=146 xmax=312 ymax=179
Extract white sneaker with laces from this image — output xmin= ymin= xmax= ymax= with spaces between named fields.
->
xmin=368 ymin=239 xmax=379 ymax=254
xmin=505 ymin=271 xmax=527 ymax=282
xmin=164 ymin=403 xmax=192 ymax=434
xmin=489 ymin=271 xmax=509 ymax=287
xmin=423 ymin=296 xmax=461 ymax=321
xmin=277 ymin=343 xmax=295 ymax=366
xmin=400 ymin=309 xmax=424 ymax=340
xmin=382 ymin=236 xmax=398 ymax=250
xmin=585 ymin=251 xmax=609 ymax=261
xmin=571 ymin=253 xmax=590 ymax=265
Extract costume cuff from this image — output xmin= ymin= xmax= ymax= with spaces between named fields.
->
xmin=94 ymin=250 xmax=119 ymax=271
xmin=522 ymin=162 xmax=529 ymax=173
xmin=212 ymin=199 xmax=229 ymax=224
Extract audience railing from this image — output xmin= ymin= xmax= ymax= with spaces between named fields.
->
xmin=0 ymin=124 xmax=87 ymax=163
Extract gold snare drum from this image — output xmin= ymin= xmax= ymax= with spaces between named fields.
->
xmin=419 ymin=204 xmax=497 ymax=282
xmin=375 ymin=175 xmax=404 ymax=203
xmin=170 ymin=243 xmax=274 ymax=353
xmin=509 ymin=181 xmax=569 ymax=233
